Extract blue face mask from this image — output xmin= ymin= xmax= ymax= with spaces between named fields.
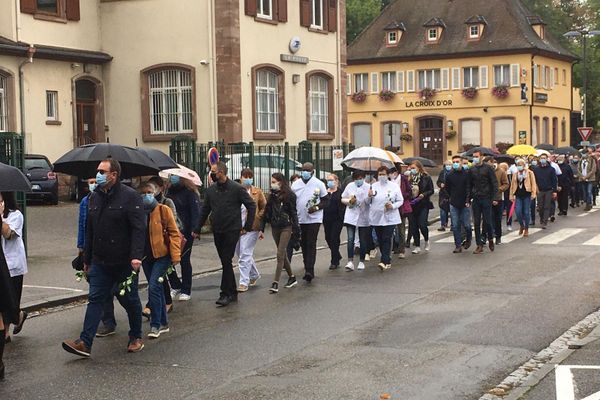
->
xmin=517 ymin=165 xmax=524 ymax=171
xmin=96 ymin=171 xmax=107 ymax=187
xmin=170 ymin=175 xmax=180 ymax=185
xmin=327 ymin=180 xmax=335 ymax=189
xmin=242 ymin=178 xmax=253 ymax=186
xmin=452 ymin=162 xmax=460 ymax=170
xmin=445 ymin=165 xmax=452 ymax=171
xmin=472 ymin=157 xmax=480 ymax=164
xmin=88 ymin=183 xmax=97 ymax=192
xmin=378 ymin=176 xmax=388 ymax=183
xmin=540 ymin=159 xmax=548 ymax=165
xmin=142 ymin=193 xmax=156 ymax=206
xmin=301 ymin=171 xmax=312 ymax=181
xmin=531 ymin=160 xmax=538 ymax=166
xmin=355 ymin=179 xmax=364 ymax=187
xmin=410 ymin=169 xmax=418 ymax=175
xmin=462 ymin=164 xmax=469 ymax=171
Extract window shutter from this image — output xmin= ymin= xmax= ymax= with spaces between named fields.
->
xmin=441 ymin=68 xmax=449 ymax=90
xmin=406 ymin=70 xmax=415 ymax=92
xmin=66 ymin=0 xmax=81 ymax=21
xmin=533 ymin=65 xmax=539 ymax=88
xmin=300 ymin=0 xmax=311 ymax=27
xmin=20 ymin=0 xmax=36 ymax=14
xmin=327 ymin=0 xmax=337 ymax=32
xmin=510 ymin=64 xmax=520 ymax=87
xmin=396 ymin=71 xmax=404 ymax=92
xmin=452 ymin=67 xmax=461 ymax=90
xmin=371 ymin=73 xmax=379 ymax=94
xmin=550 ymin=67 xmax=555 ymax=89
xmin=346 ymin=74 xmax=351 ymax=95
xmin=479 ymin=65 xmax=488 ymax=88
xmin=245 ymin=0 xmax=257 ymax=16
xmin=277 ymin=0 xmax=287 ymax=22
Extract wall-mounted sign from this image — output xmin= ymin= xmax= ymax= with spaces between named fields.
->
xmin=280 ymin=54 xmax=309 ymax=64
xmin=289 ymin=36 xmax=301 ymax=54
xmin=332 ymin=149 xmax=344 ymax=171
xmin=534 ymin=93 xmax=548 ymax=103
xmin=405 ymin=99 xmax=453 ymax=108
xmin=519 ymin=130 xmax=527 ymax=144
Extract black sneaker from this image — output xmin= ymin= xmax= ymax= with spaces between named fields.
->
xmin=96 ymin=325 xmax=116 ymax=338
xmin=302 ymin=273 xmax=314 ymax=283
xmin=550 ymin=216 xmax=556 ymax=222
xmin=269 ymin=282 xmax=279 ymax=293
xmin=284 ymin=276 xmax=298 ymax=288
xmin=328 ymin=264 xmax=338 ymax=270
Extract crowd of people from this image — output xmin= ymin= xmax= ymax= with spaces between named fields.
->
xmin=0 ymin=147 xmax=598 ymax=373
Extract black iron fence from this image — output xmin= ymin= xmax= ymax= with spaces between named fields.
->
xmin=170 ymin=137 xmax=354 ymax=195
xmin=0 ymin=132 xmax=27 ymax=246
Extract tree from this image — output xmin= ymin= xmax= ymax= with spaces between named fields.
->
xmin=346 ymin=0 xmax=382 ymax=44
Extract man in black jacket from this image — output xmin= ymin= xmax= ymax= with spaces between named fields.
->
xmin=557 ymin=155 xmax=574 ymax=216
xmin=445 ymin=156 xmax=472 ymax=253
xmin=63 ymin=159 xmax=146 ymax=357
xmin=469 ymin=151 xmax=498 ymax=254
xmin=195 ymin=161 xmax=256 ymax=307
xmin=533 ymin=154 xmax=558 ymax=228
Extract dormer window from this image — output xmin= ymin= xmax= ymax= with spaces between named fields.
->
xmin=383 ymin=21 xmax=405 ymax=47
xmin=469 ymin=25 xmax=479 ymax=38
xmin=527 ymin=16 xmax=547 ymax=40
xmin=465 ymin=15 xmax=487 ymax=41
xmin=428 ymin=29 xmax=438 ymax=41
xmin=388 ymin=31 xmax=397 ymax=44
xmin=423 ymin=18 xmax=446 ymax=44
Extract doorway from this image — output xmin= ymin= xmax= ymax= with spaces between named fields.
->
xmin=75 ymin=79 xmax=97 ymax=146
xmin=418 ymin=117 xmax=444 ymax=164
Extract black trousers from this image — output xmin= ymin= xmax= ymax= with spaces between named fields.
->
xmin=323 ymin=219 xmax=343 ymax=266
xmin=558 ymin=188 xmax=569 ymax=214
xmin=214 ymin=230 xmax=241 ymax=298
xmin=300 ymin=223 xmax=321 ymax=277
xmin=2 ymin=275 xmax=23 ymax=327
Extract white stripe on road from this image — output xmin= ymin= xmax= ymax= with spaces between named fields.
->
xmin=555 ymin=365 xmax=576 ymax=400
xmin=501 ymin=228 xmax=542 ymax=243
xmin=435 ymin=235 xmax=455 ymax=243
xmin=532 ymin=228 xmax=584 ymax=245
xmin=583 ymin=234 xmax=600 ymax=246
xmin=23 ymin=285 xmax=84 ymax=293
xmin=428 ymin=230 xmax=450 ymax=238
xmin=578 ymin=208 xmax=599 ymax=217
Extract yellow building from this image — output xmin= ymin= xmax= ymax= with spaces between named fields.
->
xmin=346 ymin=0 xmax=579 ymax=164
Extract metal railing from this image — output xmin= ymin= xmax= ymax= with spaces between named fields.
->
xmin=0 ymin=132 xmax=27 ymax=247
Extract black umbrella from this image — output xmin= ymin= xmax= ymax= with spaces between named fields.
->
xmin=494 ymin=154 xmax=516 ymax=165
xmin=0 ymin=162 xmax=32 ymax=192
xmin=535 ymin=143 xmax=556 ymax=152
xmin=403 ymin=156 xmax=437 ymax=168
xmin=53 ymin=143 xmax=161 ymax=179
xmin=463 ymin=146 xmax=498 ymax=157
xmin=555 ymin=146 xmax=579 ymax=156
xmin=136 ymin=147 xmax=178 ymax=170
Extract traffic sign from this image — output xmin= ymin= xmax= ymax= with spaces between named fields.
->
xmin=578 ymin=127 xmax=593 ymax=141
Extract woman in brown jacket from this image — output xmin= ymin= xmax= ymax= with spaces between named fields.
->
xmin=509 ymin=159 xmax=537 ymax=237
xmin=140 ymin=182 xmax=181 ymax=339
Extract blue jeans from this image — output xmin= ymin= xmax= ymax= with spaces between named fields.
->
xmin=515 ymin=196 xmax=532 ymax=229
xmin=142 ymin=256 xmax=171 ymax=329
xmin=450 ymin=205 xmax=472 ymax=248
xmin=583 ymin=181 xmax=594 ymax=205
xmin=80 ymin=263 xmax=142 ymax=349
xmin=346 ymin=225 xmax=367 ymax=261
xmin=440 ymin=208 xmax=449 ymax=227
xmin=374 ymin=225 xmax=395 ymax=264
xmin=472 ymin=198 xmax=493 ymax=246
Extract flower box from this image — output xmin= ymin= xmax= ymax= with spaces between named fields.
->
xmin=461 ymin=87 xmax=478 ymax=99
xmin=379 ymin=89 xmax=396 ymax=102
xmin=445 ymin=130 xmax=457 ymax=139
xmin=351 ymin=91 xmax=367 ymax=104
xmin=419 ymin=87 xmax=436 ymax=100
xmin=400 ymin=133 xmax=413 ymax=142
xmin=492 ymin=85 xmax=509 ymax=99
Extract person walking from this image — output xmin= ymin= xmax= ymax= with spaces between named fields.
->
xmin=323 ymin=174 xmax=345 ymax=270
xmin=445 ymin=156 xmax=472 ymax=253
xmin=469 ymin=151 xmax=498 ymax=254
xmin=532 ymin=154 xmax=558 ymax=229
xmin=292 ymin=162 xmax=328 ymax=283
xmin=491 ymin=160 xmax=509 ymax=245
xmin=578 ymin=152 xmax=597 ymax=211
xmin=368 ymin=166 xmax=403 ymax=270
xmin=62 ymin=159 xmax=146 ymax=357
xmin=0 ymin=220 xmax=20 ymax=380
xmin=0 ymin=192 xmax=28 ymax=343
xmin=236 ymin=169 xmax=266 ymax=292
xmin=408 ymin=161 xmax=434 ymax=254
xmin=194 ymin=162 xmax=256 ymax=307
xmin=139 ymin=182 xmax=181 ymax=339
xmin=261 ymin=173 xmax=299 ymax=293
xmin=167 ymin=175 xmax=200 ymax=301
xmin=393 ymin=163 xmax=412 ymax=259
xmin=557 ymin=155 xmax=574 ymax=216
xmin=510 ymin=159 xmax=537 ymax=237
xmin=341 ymin=171 xmax=370 ymax=271
xmin=436 ymin=161 xmax=452 ymax=232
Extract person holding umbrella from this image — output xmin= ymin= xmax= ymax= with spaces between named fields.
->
xmin=341 ymin=171 xmax=370 ymax=271
xmin=510 ymin=159 xmax=537 ymax=237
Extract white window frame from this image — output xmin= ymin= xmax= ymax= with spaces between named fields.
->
xmin=427 ymin=28 xmax=438 ymax=42
xmin=354 ymin=73 xmax=368 ymax=93
xmin=463 ymin=67 xmax=479 ymax=88
xmin=533 ymin=65 xmax=540 ymax=88
xmin=311 ymin=0 xmax=323 ymax=29
xmin=469 ymin=25 xmax=479 ymax=39
xmin=46 ymin=90 xmax=58 ymax=121
xmin=479 ymin=65 xmax=488 ymax=88
xmin=371 ymin=72 xmax=379 ymax=94
xmin=493 ymin=64 xmax=510 ymax=86
xmin=309 ymin=75 xmax=328 ymax=134
xmin=510 ymin=64 xmax=520 ymax=87
xmin=257 ymin=0 xmax=273 ymax=19
xmin=417 ymin=69 xmax=441 ymax=90
xmin=452 ymin=67 xmax=461 ymax=90
xmin=255 ymin=69 xmax=279 ymax=133
xmin=406 ymin=70 xmax=415 ymax=92
xmin=381 ymin=71 xmax=396 ymax=92
xmin=387 ymin=31 xmax=397 ymax=45
xmin=396 ymin=71 xmax=405 ymax=92
xmin=149 ymin=69 xmax=194 ymax=135
xmin=0 ymin=76 xmax=7 ymax=132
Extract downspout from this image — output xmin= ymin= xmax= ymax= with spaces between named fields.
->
xmin=207 ymin=0 xmax=218 ymax=143
xmin=19 ymin=45 xmax=35 ymax=153
xmin=335 ymin=0 xmax=342 ymax=146
xmin=571 ymin=61 xmax=575 ymax=146
xmin=530 ymin=54 xmax=534 ymax=145
xmin=14 ymin=0 xmax=21 ymax=42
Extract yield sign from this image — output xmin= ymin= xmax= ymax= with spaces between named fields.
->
xmin=578 ymin=127 xmax=593 ymax=141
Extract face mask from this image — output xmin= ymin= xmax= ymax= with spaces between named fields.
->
xmin=453 ymin=162 xmax=460 ymax=170
xmin=573 ymin=159 xmax=579 ymax=164
xmin=271 ymin=183 xmax=280 ymax=191
xmin=540 ymin=159 xmax=548 ymax=165
xmin=142 ymin=193 xmax=156 ymax=206
xmin=242 ymin=178 xmax=253 ymax=186
xmin=88 ymin=183 xmax=97 ymax=192
xmin=355 ymin=179 xmax=364 ymax=187
xmin=558 ymin=160 xmax=564 ymax=165
xmin=327 ymin=180 xmax=336 ymax=189
xmin=96 ymin=171 xmax=108 ymax=187
xmin=301 ymin=171 xmax=312 ymax=180
xmin=517 ymin=165 xmax=524 ymax=171
xmin=462 ymin=164 xmax=469 ymax=171
xmin=531 ymin=161 xmax=538 ymax=166
xmin=378 ymin=176 xmax=388 ymax=183
xmin=404 ymin=171 xmax=411 ymax=177
xmin=170 ymin=175 xmax=180 ymax=185
xmin=472 ymin=157 xmax=480 ymax=164
xmin=210 ymin=172 xmax=218 ymax=182
xmin=410 ymin=169 xmax=417 ymax=175
xmin=445 ymin=165 xmax=452 ymax=171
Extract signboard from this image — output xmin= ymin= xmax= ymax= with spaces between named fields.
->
xmin=332 ymin=149 xmax=344 ymax=171
xmin=405 ymin=99 xmax=453 ymax=108
xmin=580 ymin=141 xmax=590 ymax=147
xmin=289 ymin=36 xmax=301 ymax=54
xmin=519 ymin=130 xmax=527 ymax=144
xmin=280 ymin=54 xmax=309 ymax=64
xmin=578 ymin=127 xmax=593 ymax=141
xmin=534 ymin=93 xmax=548 ymax=103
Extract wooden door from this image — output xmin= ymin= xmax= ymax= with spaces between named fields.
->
xmin=76 ymin=103 xmax=96 ymax=146
xmin=419 ymin=118 xmax=444 ymax=164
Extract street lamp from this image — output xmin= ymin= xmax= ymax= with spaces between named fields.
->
xmin=564 ymin=29 xmax=600 ymax=127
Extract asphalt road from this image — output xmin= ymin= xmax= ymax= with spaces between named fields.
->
xmin=3 ymin=205 xmax=600 ymax=400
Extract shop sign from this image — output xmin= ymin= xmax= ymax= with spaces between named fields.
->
xmin=534 ymin=93 xmax=548 ymax=103
xmin=280 ymin=54 xmax=309 ymax=64
xmin=405 ymin=99 xmax=453 ymax=108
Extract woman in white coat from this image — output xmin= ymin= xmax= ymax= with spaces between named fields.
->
xmin=341 ymin=171 xmax=371 ymax=271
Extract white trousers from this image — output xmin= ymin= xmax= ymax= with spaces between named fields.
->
xmin=236 ymin=231 xmax=260 ymax=286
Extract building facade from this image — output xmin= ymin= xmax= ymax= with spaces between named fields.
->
xmin=0 ymin=0 xmax=347 ymax=165
xmin=346 ymin=0 xmax=579 ymax=164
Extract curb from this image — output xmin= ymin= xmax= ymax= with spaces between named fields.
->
xmin=23 ymin=216 xmax=442 ymax=313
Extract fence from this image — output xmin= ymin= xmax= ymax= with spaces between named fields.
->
xmin=170 ymin=137 xmax=355 ymax=195
xmin=0 ymin=132 xmax=27 ymax=246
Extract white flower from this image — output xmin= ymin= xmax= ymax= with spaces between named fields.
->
xmin=119 ymin=289 xmax=126 ymax=296
xmin=314 ymin=188 xmax=320 ymax=194
xmin=76 ymin=277 xmax=82 ymax=282
xmin=158 ymin=277 xmax=164 ymax=283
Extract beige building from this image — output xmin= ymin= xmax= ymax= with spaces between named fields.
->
xmin=0 ymin=0 xmax=347 ymax=164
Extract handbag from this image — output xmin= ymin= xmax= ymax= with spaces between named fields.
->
xmin=159 ymin=205 xmax=187 ymax=251
xmin=71 ymin=253 xmax=84 ymax=271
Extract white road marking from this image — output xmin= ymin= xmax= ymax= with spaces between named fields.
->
xmin=23 ymin=285 xmax=84 ymax=293
xmin=435 ymin=236 xmax=455 ymax=243
xmin=578 ymin=208 xmax=599 ymax=217
xmin=584 ymin=234 xmax=600 ymax=246
xmin=498 ymin=228 xmax=542 ymax=243
xmin=533 ymin=228 xmax=584 ymax=245
xmin=428 ymin=229 xmax=450 ymax=238
xmin=556 ymin=365 xmax=600 ymax=400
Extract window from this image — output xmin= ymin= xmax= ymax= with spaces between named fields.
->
xmin=563 ymin=69 xmax=567 ymax=86
xmin=37 ymin=0 xmax=58 ymax=14
xmin=460 ymin=119 xmax=481 ymax=147
xmin=561 ymin=118 xmax=567 ymax=142
xmin=257 ymin=0 xmax=272 ymax=19
xmin=532 ymin=117 xmax=539 ymax=146
xmin=382 ymin=122 xmax=402 ymax=151
xmin=427 ymin=28 xmax=438 ymax=42
xmin=0 ymin=76 xmax=7 ymax=132
xmin=554 ymin=67 xmax=559 ymax=86
xmin=542 ymin=117 xmax=549 ymax=143
xmin=381 ymin=72 xmax=396 ymax=92
xmin=309 ymin=75 xmax=328 ymax=134
xmin=493 ymin=65 xmax=510 ymax=86
xmin=148 ymin=69 xmax=193 ymax=135
xmin=256 ymin=69 xmax=279 ymax=133
xmin=469 ymin=25 xmax=479 ymax=38
xmin=46 ymin=90 xmax=58 ymax=121
xmin=545 ymin=66 xmax=551 ymax=89
xmin=354 ymin=73 xmax=368 ymax=93
xmin=311 ymin=0 xmax=323 ymax=29
xmin=352 ymin=123 xmax=372 ymax=147
xmin=387 ymin=31 xmax=397 ymax=45
xmin=541 ymin=65 xmax=547 ymax=88
xmin=463 ymin=67 xmax=479 ymax=88
xmin=533 ymin=65 xmax=539 ymax=88
xmin=494 ymin=118 xmax=515 ymax=144
xmin=21 ymin=0 xmax=80 ymax=21
xmin=418 ymin=69 xmax=441 ymax=90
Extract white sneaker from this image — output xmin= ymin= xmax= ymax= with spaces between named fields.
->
xmin=412 ymin=247 xmax=421 ymax=254
xmin=507 ymin=225 xmax=513 ymax=231
xmin=178 ymin=293 xmax=191 ymax=301
xmin=170 ymin=289 xmax=181 ymax=299
xmin=370 ymin=249 xmax=378 ymax=258
xmin=425 ymin=241 xmax=430 ymax=251
xmin=345 ymin=261 xmax=355 ymax=271
xmin=377 ymin=262 xmax=386 ymax=271
xmin=398 ymin=253 xmax=406 ymax=259
xmin=365 ymin=254 xmax=370 ymax=261
xmin=385 ymin=264 xmax=392 ymax=270
xmin=357 ymin=262 xmax=365 ymax=270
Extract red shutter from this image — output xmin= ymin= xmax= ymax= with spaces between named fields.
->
xmin=277 ymin=0 xmax=288 ymax=22
xmin=327 ymin=0 xmax=337 ymax=32
xmin=66 ymin=0 xmax=81 ymax=21
xmin=20 ymin=0 xmax=36 ymax=14
xmin=300 ymin=0 xmax=311 ymax=27
xmin=245 ymin=0 xmax=257 ymax=17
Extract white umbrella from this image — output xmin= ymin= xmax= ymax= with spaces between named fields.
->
xmin=159 ymin=164 xmax=202 ymax=186
xmin=536 ymin=149 xmax=551 ymax=157
xmin=341 ymin=146 xmax=403 ymax=172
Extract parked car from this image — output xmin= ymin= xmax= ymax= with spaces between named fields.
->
xmin=24 ymin=154 xmax=59 ymax=205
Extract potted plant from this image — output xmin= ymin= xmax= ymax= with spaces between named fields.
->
xmin=351 ymin=91 xmax=367 ymax=104
xmin=495 ymin=142 xmax=513 ymax=154
xmin=379 ymin=89 xmax=396 ymax=102
xmin=492 ymin=85 xmax=509 ymax=99
xmin=461 ymin=87 xmax=478 ymax=99
xmin=445 ymin=130 xmax=457 ymax=139
xmin=400 ymin=133 xmax=413 ymax=142
xmin=419 ymin=87 xmax=436 ymax=100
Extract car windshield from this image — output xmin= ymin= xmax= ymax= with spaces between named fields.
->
xmin=25 ymin=158 xmax=51 ymax=170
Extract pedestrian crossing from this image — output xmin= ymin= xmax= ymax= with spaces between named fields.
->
xmin=429 ymin=227 xmax=600 ymax=246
